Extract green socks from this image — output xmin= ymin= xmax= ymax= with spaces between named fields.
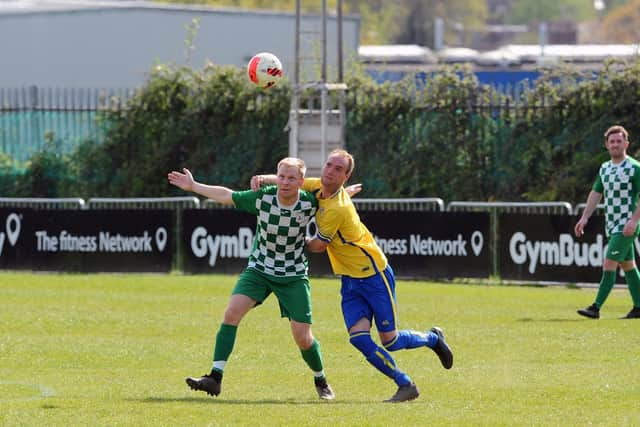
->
xmin=300 ymin=339 xmax=324 ymax=373
xmin=624 ymin=267 xmax=640 ymax=307
xmin=595 ymin=268 xmax=640 ymax=309
xmin=595 ymin=270 xmax=617 ymax=308
xmin=212 ymin=323 xmax=238 ymax=374
xmin=211 ymin=325 xmax=325 ymax=380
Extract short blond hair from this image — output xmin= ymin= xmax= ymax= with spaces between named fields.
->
xmin=328 ymin=149 xmax=355 ymax=176
xmin=277 ymin=157 xmax=306 ymax=178
xmin=604 ymin=125 xmax=629 ymax=141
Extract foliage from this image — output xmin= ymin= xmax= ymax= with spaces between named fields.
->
xmin=507 ymin=0 xmax=596 ymax=24
xmin=345 ymin=65 xmax=495 ymax=200
xmin=159 ymin=0 xmax=633 ymax=46
xmin=344 ymin=60 xmax=640 ymax=203
xmin=508 ymin=60 xmax=640 ymax=202
xmin=606 ymin=0 xmax=633 ymax=8
xmin=0 ymin=152 xmax=21 ymax=197
xmin=73 ymin=62 xmax=289 ymax=197
xmin=160 ymin=0 xmax=489 ymax=46
xmin=601 ymin=0 xmax=640 ymax=42
xmin=401 ymin=0 xmax=488 ymax=48
xmin=157 ymin=0 xmax=405 ymax=44
xmin=5 ymin=59 xmax=640 ymax=203
xmin=13 ymin=137 xmax=75 ymax=198
xmin=352 ymin=0 xmax=406 ymax=44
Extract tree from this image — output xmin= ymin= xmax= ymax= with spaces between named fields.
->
xmin=601 ymin=0 xmax=640 ymax=42
xmin=346 ymin=0 xmax=407 ymax=44
xmin=394 ymin=0 xmax=488 ymax=48
xmin=605 ymin=0 xmax=633 ymax=10
xmin=158 ymin=0 xmax=405 ymax=44
xmin=507 ymin=0 xmax=596 ymax=24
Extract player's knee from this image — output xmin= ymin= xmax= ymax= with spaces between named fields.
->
xmin=222 ymin=306 xmax=245 ymax=325
xmin=293 ymin=332 xmax=314 ymax=349
xmin=349 ymin=332 xmax=377 ymax=357
xmin=223 ymin=295 xmax=256 ymax=324
xmin=291 ymin=322 xmax=314 ymax=349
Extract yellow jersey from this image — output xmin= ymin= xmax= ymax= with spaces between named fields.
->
xmin=303 ymin=178 xmax=388 ymax=277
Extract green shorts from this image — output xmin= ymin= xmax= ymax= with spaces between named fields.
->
xmin=233 ymin=268 xmax=313 ymax=323
xmin=606 ymin=233 xmax=636 ymax=262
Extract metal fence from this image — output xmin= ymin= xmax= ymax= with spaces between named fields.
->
xmin=0 ymin=86 xmax=136 ymax=163
xmin=0 ymin=86 xmax=136 ymax=111
xmin=0 ymin=197 xmax=85 ymax=210
xmin=202 ymin=199 xmax=234 ymax=209
xmin=0 ymin=85 xmax=548 ymax=165
xmin=86 ymin=197 xmax=199 ymax=210
xmin=447 ymin=201 xmax=573 ymax=215
xmin=353 ymin=198 xmax=444 ymax=211
xmin=0 ymin=196 xmax=455 ymax=211
xmin=574 ymin=203 xmax=605 ymax=216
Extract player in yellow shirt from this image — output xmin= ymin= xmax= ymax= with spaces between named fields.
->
xmin=252 ymin=149 xmax=453 ymax=402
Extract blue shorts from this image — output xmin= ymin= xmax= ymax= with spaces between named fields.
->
xmin=340 ymin=265 xmax=398 ymax=333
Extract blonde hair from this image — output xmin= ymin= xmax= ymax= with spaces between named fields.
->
xmin=328 ymin=149 xmax=355 ymax=176
xmin=604 ymin=125 xmax=629 ymax=141
xmin=277 ymin=157 xmax=306 ymax=178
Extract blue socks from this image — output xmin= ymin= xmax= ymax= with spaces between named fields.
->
xmin=384 ymin=329 xmax=438 ymax=351
xmin=350 ymin=331 xmax=411 ymax=386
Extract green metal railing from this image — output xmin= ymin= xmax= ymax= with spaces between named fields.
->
xmin=0 ymin=86 xmax=132 ymax=164
xmin=0 ymin=111 xmax=106 ymax=162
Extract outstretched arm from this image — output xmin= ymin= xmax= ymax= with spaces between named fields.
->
xmin=168 ymin=168 xmax=234 ymax=205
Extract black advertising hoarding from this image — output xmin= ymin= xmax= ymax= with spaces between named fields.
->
xmin=357 ymin=211 xmax=490 ymax=278
xmin=182 ymin=209 xmax=490 ymax=279
xmin=499 ymin=213 xmax=619 ymax=283
xmin=182 ymin=209 xmax=262 ymax=274
xmin=182 ymin=208 xmax=334 ymax=275
xmin=0 ymin=208 xmax=173 ymax=272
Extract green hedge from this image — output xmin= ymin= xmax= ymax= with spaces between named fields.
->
xmin=4 ymin=60 xmax=640 ymax=203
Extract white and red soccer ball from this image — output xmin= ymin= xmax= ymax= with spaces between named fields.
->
xmin=247 ymin=52 xmax=283 ymax=89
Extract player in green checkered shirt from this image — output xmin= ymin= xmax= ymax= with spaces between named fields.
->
xmin=575 ymin=125 xmax=640 ymax=319
xmin=168 ymin=157 xmax=335 ymax=400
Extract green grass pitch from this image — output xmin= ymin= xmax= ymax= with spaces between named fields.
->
xmin=1 ymin=272 xmax=638 ymax=426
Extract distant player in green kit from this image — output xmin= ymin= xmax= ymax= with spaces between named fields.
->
xmin=167 ymin=157 xmax=335 ymax=399
xmin=575 ymin=125 xmax=640 ymax=319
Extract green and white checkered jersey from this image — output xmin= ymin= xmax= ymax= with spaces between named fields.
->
xmin=593 ymin=156 xmax=640 ymax=237
xmin=232 ymin=185 xmax=318 ymax=277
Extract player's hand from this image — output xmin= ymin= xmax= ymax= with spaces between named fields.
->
xmin=574 ymin=217 xmax=587 ymax=237
xmin=250 ymin=175 xmax=263 ymax=191
xmin=623 ymin=219 xmax=638 ymax=237
xmin=168 ymin=168 xmax=195 ymax=192
xmin=345 ymin=183 xmax=363 ymax=198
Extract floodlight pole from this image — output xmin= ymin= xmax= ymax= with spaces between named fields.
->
xmin=294 ymin=0 xmax=300 ymax=87
xmin=290 ymin=0 xmax=301 ymax=157
xmin=337 ymin=0 xmax=345 ymax=145
xmin=320 ymin=0 xmax=328 ymax=164
xmin=337 ymin=0 xmax=343 ymax=81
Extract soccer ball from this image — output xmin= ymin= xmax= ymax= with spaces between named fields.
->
xmin=247 ymin=52 xmax=283 ymax=89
